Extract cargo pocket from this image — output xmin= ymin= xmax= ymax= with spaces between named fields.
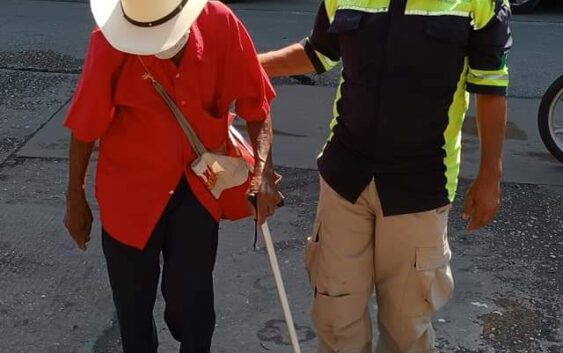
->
xmin=406 ymin=242 xmax=454 ymax=317
xmin=305 ymin=220 xmax=321 ymax=290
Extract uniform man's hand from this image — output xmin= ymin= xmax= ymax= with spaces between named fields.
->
xmin=64 ymin=191 xmax=93 ymax=251
xmin=462 ymin=175 xmax=501 ymax=231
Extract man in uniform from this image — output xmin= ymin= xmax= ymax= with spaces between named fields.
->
xmin=259 ymin=0 xmax=512 ymax=352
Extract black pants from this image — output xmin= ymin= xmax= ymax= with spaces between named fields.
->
xmin=102 ymin=178 xmax=219 ymax=353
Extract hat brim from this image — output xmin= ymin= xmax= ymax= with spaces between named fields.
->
xmin=91 ymin=0 xmax=208 ymax=55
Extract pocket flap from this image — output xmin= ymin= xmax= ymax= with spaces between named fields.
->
xmin=305 ymin=221 xmax=322 ymax=288
xmin=425 ymin=17 xmax=470 ymax=45
xmin=328 ymin=10 xmax=365 ymax=33
xmin=308 ymin=220 xmax=321 ymax=243
xmin=415 ymin=242 xmax=452 ymax=271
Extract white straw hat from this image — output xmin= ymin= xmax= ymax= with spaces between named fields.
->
xmin=91 ymin=0 xmax=209 ymax=55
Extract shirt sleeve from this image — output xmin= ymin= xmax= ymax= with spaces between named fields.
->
xmin=64 ymin=29 xmax=125 ymax=142
xmin=466 ymin=0 xmax=512 ymax=96
xmin=301 ymin=0 xmax=341 ymax=74
xmin=225 ymin=14 xmax=276 ymax=122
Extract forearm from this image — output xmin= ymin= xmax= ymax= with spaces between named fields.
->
xmin=246 ymin=115 xmax=274 ymax=178
xmin=259 ymin=43 xmax=315 ymax=78
xmin=475 ymin=94 xmax=507 ymax=179
xmin=67 ymin=135 xmax=95 ymax=196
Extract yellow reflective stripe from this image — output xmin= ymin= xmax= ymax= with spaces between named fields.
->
xmin=443 ymin=59 xmax=470 ymax=202
xmin=472 ymin=0 xmax=511 ymax=30
xmin=330 ymin=76 xmax=344 ymax=131
xmin=315 ymin=49 xmax=339 ymax=72
xmin=318 ymin=74 xmax=344 ymax=158
xmin=469 ymin=72 xmax=509 ymax=81
xmin=325 ymin=0 xmax=338 ymax=22
xmin=467 ymin=67 xmax=510 ymax=87
xmin=336 ymin=5 xmax=388 ymax=13
xmin=406 ymin=0 xmax=472 ymax=17
xmin=332 ymin=0 xmax=390 ymax=16
xmin=327 ymin=0 xmax=511 ymax=28
xmin=404 ymin=10 xmax=470 ymax=17
xmin=472 ymin=0 xmax=495 ymax=30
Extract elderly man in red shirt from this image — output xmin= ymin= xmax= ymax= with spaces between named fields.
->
xmin=63 ymin=0 xmax=280 ymax=352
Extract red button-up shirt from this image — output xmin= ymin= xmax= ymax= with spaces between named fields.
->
xmin=64 ymin=2 xmax=276 ymax=249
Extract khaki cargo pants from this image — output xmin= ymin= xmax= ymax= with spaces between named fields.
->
xmin=305 ymin=177 xmax=454 ymax=353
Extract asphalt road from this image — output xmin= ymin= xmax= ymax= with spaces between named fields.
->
xmin=0 ymin=1 xmax=562 ymax=353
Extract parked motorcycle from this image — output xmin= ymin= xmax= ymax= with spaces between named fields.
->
xmin=510 ymin=0 xmax=542 ymax=14
xmin=538 ymin=75 xmax=563 ymax=163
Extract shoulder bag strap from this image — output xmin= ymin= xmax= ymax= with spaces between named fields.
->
xmin=137 ymin=56 xmax=207 ymax=157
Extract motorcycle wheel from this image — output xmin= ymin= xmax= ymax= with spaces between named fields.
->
xmin=538 ymin=75 xmax=563 ymax=163
xmin=510 ymin=0 xmax=541 ymax=14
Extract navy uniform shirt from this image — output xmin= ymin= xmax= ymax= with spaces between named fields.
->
xmin=302 ymin=0 xmax=512 ymax=215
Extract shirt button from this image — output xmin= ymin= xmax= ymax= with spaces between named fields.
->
xmin=181 ymin=100 xmax=186 ymax=105
xmin=175 ymin=73 xmax=180 ymax=79
xmin=169 ymin=190 xmax=175 ymax=195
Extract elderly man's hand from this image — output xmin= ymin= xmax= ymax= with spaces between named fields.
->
xmin=248 ymin=169 xmax=283 ymax=225
xmin=64 ymin=191 xmax=93 ymax=251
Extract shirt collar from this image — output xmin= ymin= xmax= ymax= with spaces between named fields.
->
xmin=185 ymin=22 xmax=204 ymax=62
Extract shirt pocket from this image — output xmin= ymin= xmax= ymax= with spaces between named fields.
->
xmin=188 ymin=107 xmax=228 ymax=153
xmin=422 ymin=17 xmax=471 ymax=88
xmin=425 ymin=16 xmax=471 ymax=47
xmin=114 ymin=67 xmax=164 ymax=112
xmin=424 ymin=16 xmax=470 ymax=60
xmin=328 ymin=10 xmax=384 ymax=85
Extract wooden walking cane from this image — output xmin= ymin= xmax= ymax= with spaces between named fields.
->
xmin=249 ymin=195 xmax=302 ymax=353
xmin=230 ymin=121 xmax=301 ymax=353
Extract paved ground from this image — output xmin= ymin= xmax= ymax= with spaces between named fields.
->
xmin=0 ymin=1 xmax=562 ymax=353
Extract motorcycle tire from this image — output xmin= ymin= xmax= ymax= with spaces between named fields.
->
xmin=538 ymin=75 xmax=563 ymax=163
xmin=510 ymin=0 xmax=542 ymax=14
